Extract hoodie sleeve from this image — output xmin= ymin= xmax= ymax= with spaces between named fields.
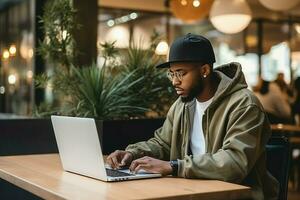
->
xmin=177 ymin=104 xmax=271 ymax=183
xmin=125 ymin=101 xmax=178 ymax=161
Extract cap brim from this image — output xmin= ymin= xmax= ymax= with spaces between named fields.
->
xmin=156 ymin=60 xmax=208 ymax=68
xmin=156 ymin=61 xmax=171 ymax=68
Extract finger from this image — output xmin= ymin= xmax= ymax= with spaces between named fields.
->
xmin=120 ymin=153 xmax=131 ymax=166
xmin=106 ymin=155 xmax=111 ymax=164
xmin=106 ymin=156 xmax=113 ymax=167
xmin=106 ymin=151 xmax=118 ymax=167
xmin=111 ymin=155 xmax=120 ymax=169
xmin=108 ymin=156 xmax=118 ymax=169
xmin=139 ymin=156 xmax=152 ymax=160
xmin=129 ymin=160 xmax=137 ymax=172
xmin=134 ymin=163 xmax=151 ymax=174
xmin=129 ymin=159 xmax=148 ymax=172
xmin=106 ymin=152 xmax=114 ymax=162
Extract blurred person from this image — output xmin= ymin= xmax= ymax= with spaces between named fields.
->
xmin=274 ymin=72 xmax=293 ymax=102
xmin=107 ymin=33 xmax=279 ymax=200
xmin=275 ymin=72 xmax=286 ymax=91
xmin=254 ymin=78 xmax=292 ymax=124
xmin=252 ymin=76 xmax=263 ymax=93
xmin=292 ymin=77 xmax=300 ymax=124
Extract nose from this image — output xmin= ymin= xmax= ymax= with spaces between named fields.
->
xmin=172 ymin=77 xmax=181 ymax=86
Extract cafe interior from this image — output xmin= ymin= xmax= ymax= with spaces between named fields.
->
xmin=1 ymin=0 xmax=300 ymax=199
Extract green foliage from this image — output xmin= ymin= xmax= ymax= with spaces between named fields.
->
xmin=35 ymin=0 xmax=176 ymax=119
xmin=38 ymin=0 xmax=79 ymax=69
xmin=34 ymin=73 xmax=49 ymax=89
xmin=119 ymin=35 xmax=176 ymax=117
xmin=70 ymin=65 xmax=148 ymax=119
xmin=34 ymin=63 xmax=150 ymax=119
xmin=33 ymin=102 xmax=60 ymax=118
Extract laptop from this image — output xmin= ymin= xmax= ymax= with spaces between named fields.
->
xmin=51 ymin=115 xmax=162 ymax=182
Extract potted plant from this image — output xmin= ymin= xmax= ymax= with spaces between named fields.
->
xmin=1 ymin=0 xmax=176 ymax=156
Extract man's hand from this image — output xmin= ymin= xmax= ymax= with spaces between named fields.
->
xmin=129 ymin=156 xmax=172 ymax=176
xmin=106 ymin=150 xmax=133 ymax=169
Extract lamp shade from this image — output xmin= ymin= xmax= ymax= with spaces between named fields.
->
xmin=170 ymin=0 xmax=214 ymax=23
xmin=155 ymin=41 xmax=169 ymax=55
xmin=258 ymin=0 xmax=300 ymax=11
xmin=210 ymin=0 xmax=252 ymax=34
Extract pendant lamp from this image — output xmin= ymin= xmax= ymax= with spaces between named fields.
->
xmin=170 ymin=0 xmax=214 ymax=23
xmin=210 ymin=0 xmax=252 ymax=34
xmin=258 ymin=0 xmax=300 ymax=11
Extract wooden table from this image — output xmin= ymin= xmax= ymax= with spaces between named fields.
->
xmin=0 ymin=154 xmax=251 ymax=200
xmin=271 ymin=124 xmax=300 ymax=137
xmin=271 ymin=124 xmax=300 ymax=133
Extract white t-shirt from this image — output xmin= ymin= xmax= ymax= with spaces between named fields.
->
xmin=190 ymin=98 xmax=213 ymax=155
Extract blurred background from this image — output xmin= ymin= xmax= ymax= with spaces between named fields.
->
xmin=1 ymin=1 xmax=300 ymax=199
xmin=1 ymin=0 xmax=300 ymax=117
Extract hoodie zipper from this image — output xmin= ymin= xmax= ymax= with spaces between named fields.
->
xmin=183 ymin=105 xmax=189 ymax=156
xmin=202 ymin=108 xmax=210 ymax=153
xmin=206 ymin=109 xmax=209 ymax=153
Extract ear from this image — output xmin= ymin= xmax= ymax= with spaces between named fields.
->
xmin=201 ymin=64 xmax=211 ymax=78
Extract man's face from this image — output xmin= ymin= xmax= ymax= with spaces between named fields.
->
xmin=169 ymin=63 xmax=204 ymax=102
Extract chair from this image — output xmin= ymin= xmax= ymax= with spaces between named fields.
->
xmin=289 ymin=137 xmax=300 ymax=191
xmin=266 ymin=136 xmax=291 ymax=200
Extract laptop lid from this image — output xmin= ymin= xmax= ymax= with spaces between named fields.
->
xmin=51 ymin=115 xmax=162 ymax=182
xmin=51 ymin=115 xmax=108 ymax=181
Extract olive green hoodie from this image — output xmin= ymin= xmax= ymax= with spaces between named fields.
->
xmin=126 ymin=62 xmax=279 ymax=200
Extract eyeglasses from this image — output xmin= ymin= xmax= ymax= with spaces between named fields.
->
xmin=166 ymin=71 xmax=185 ymax=81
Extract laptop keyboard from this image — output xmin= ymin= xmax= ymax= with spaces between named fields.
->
xmin=106 ymin=168 xmax=134 ymax=177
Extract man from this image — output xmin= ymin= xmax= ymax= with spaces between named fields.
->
xmin=107 ymin=33 xmax=279 ymax=199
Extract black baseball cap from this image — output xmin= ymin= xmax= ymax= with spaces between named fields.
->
xmin=156 ymin=33 xmax=216 ymax=68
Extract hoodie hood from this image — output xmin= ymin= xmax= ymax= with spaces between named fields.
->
xmin=211 ymin=62 xmax=248 ymax=106
xmin=184 ymin=62 xmax=248 ymax=109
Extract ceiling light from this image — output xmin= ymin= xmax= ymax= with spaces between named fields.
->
xmin=130 ymin=12 xmax=138 ymax=19
xmin=181 ymin=0 xmax=187 ymax=6
xmin=121 ymin=16 xmax=129 ymax=23
xmin=107 ymin=20 xmax=115 ymax=27
xmin=9 ymin=45 xmax=16 ymax=55
xmin=2 ymin=49 xmax=9 ymax=59
xmin=170 ymin=0 xmax=213 ymax=23
xmin=155 ymin=41 xmax=169 ymax=55
xmin=258 ymin=0 xmax=300 ymax=11
xmin=27 ymin=70 xmax=33 ymax=79
xmin=193 ymin=0 xmax=200 ymax=7
xmin=0 ymin=86 xmax=5 ymax=94
xmin=295 ymin=24 xmax=300 ymax=34
xmin=210 ymin=0 xmax=252 ymax=34
xmin=8 ymin=74 xmax=16 ymax=85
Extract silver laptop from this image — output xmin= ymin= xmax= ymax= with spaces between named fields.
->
xmin=51 ymin=115 xmax=162 ymax=182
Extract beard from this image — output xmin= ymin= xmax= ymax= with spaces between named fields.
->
xmin=181 ymin=77 xmax=204 ymax=103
